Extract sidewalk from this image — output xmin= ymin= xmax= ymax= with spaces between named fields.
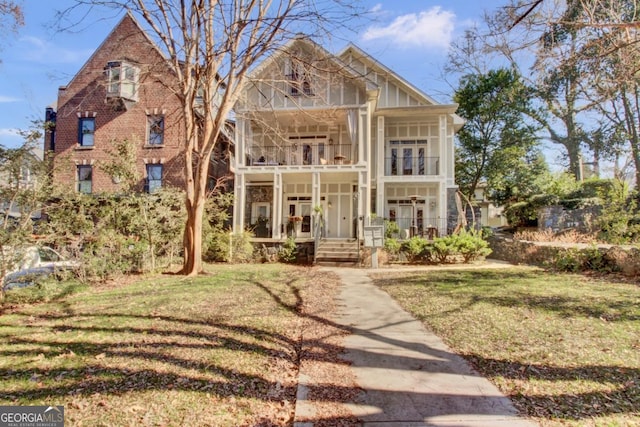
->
xmin=295 ymin=266 xmax=538 ymax=426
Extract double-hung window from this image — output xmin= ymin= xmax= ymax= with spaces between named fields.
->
xmin=147 ymin=115 xmax=164 ymax=145
xmin=77 ymin=165 xmax=92 ymax=194
xmin=78 ymin=118 xmax=95 ymax=147
xmin=146 ymin=164 xmax=163 ymax=193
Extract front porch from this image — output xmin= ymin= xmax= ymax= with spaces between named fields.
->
xmin=235 ymin=169 xmax=369 ymax=240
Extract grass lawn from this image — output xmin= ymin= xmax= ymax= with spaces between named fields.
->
xmin=373 ymin=267 xmax=640 ymax=427
xmin=0 ymin=264 xmax=336 ymax=426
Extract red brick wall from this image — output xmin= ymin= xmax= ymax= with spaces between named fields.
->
xmin=52 ymin=14 xmax=186 ymax=193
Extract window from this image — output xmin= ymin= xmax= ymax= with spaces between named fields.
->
xmin=78 ymin=118 xmax=95 ymax=147
xmin=147 ymin=115 xmax=164 ymax=145
xmin=146 ymin=164 xmax=163 ymax=193
xmin=77 ymin=165 xmax=92 ymax=194
xmin=288 ymin=59 xmax=314 ymax=96
xmin=106 ymin=61 xmax=139 ymax=101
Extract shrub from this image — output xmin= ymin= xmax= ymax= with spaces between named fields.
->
xmin=401 ymin=237 xmax=430 ymax=263
xmin=529 ymin=193 xmax=559 ymax=207
xmin=451 ymin=230 xmax=492 ymax=263
xmin=430 ymin=236 xmax=455 ymax=263
xmin=549 ymin=248 xmax=583 ymax=272
xmin=205 ymin=230 xmax=254 ymax=263
xmin=278 ymin=237 xmax=297 ymax=263
xmin=384 ymin=237 xmax=402 ymax=260
xmin=384 ymin=220 xmax=400 ymax=238
xmin=550 ymin=246 xmax=621 ymax=273
xmin=504 ymin=201 xmax=537 ymax=227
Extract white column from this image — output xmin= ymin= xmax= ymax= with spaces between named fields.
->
xmin=233 ymin=173 xmax=246 ymax=234
xmin=357 ymin=107 xmax=365 ymax=164
xmin=376 ymin=115 xmax=385 ymax=216
xmin=312 ymin=172 xmax=321 ymax=237
xmin=272 ymin=172 xmax=282 ymax=239
xmin=236 ymin=115 xmax=246 ymax=169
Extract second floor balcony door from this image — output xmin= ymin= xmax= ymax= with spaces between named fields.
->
xmin=388 ymin=141 xmax=427 ymax=176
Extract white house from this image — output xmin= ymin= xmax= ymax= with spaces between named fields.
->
xmin=232 ymin=37 xmax=463 ymax=241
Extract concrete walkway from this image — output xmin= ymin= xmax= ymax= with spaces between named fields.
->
xmin=295 ymin=266 xmax=538 ymax=426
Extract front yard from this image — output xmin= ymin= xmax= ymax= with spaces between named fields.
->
xmin=372 ymin=267 xmax=640 ymax=427
xmin=0 ymin=264 xmax=343 ymax=426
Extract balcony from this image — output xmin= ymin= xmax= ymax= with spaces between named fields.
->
xmin=247 ymin=144 xmax=353 ymax=166
xmin=385 ymin=156 xmax=439 ymax=176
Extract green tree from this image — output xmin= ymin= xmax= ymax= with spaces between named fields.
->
xmin=489 ymin=148 xmax=550 ymax=206
xmin=0 ymin=125 xmax=50 ymax=293
xmin=454 ymin=68 xmax=541 ymax=204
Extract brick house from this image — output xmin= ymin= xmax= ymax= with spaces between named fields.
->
xmin=45 ymin=13 xmax=231 ymax=194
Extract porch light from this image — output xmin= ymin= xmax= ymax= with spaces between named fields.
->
xmin=409 ymin=195 xmax=421 ymax=238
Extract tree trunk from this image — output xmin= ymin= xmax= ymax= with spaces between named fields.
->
xmin=181 ymin=142 xmax=212 ymax=276
xmin=182 ymin=194 xmax=205 ymax=275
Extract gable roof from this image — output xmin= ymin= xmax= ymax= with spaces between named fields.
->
xmin=61 ymin=12 xmax=167 ymax=91
xmin=248 ymin=35 xmax=378 ymax=93
xmin=338 ymin=43 xmax=441 ymax=106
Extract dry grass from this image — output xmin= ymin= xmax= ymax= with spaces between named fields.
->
xmin=0 ymin=264 xmax=348 ymax=426
xmin=514 ymin=228 xmax=599 ymax=244
xmin=373 ymin=267 xmax=640 ymax=427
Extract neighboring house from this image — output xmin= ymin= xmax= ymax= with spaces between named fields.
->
xmin=233 ymin=37 xmax=463 ymax=240
xmin=0 ymin=147 xmax=43 ymax=220
xmin=45 ymin=13 xmax=232 ymax=194
xmin=473 ymin=184 xmax=507 ymax=228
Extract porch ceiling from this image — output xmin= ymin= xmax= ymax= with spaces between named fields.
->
xmin=245 ymin=170 xmax=359 ymax=185
xmin=250 ymin=108 xmax=348 ymax=129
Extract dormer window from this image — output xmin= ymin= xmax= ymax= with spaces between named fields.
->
xmin=105 ymin=61 xmax=139 ymax=101
xmin=287 ymin=59 xmax=314 ymax=97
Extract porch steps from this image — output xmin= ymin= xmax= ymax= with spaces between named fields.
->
xmin=315 ymin=239 xmax=361 ymax=267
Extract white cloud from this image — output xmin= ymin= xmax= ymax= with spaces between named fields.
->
xmin=363 ymin=6 xmax=456 ymax=50
xmin=19 ymin=35 xmax=93 ymax=64
xmin=370 ymin=3 xmax=383 ymax=13
xmin=0 ymin=96 xmax=20 ymax=103
xmin=0 ymin=128 xmax=20 ymax=136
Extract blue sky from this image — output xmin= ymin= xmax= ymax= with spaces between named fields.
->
xmin=0 ymin=0 xmax=506 ymax=148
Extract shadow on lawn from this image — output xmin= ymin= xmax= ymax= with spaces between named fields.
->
xmin=3 ymin=271 xmax=637 ymax=425
xmin=466 ymin=354 xmax=640 ymax=420
xmin=0 ymin=275 xmax=351 ymax=410
xmin=380 ymin=271 xmax=640 ymax=322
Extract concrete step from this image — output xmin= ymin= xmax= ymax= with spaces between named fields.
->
xmin=315 ymin=239 xmax=361 ymax=266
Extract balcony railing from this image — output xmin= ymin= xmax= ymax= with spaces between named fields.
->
xmin=385 ymin=217 xmax=448 ymax=239
xmin=385 ymin=156 xmax=439 ymax=176
xmin=247 ymin=144 xmax=353 ymax=166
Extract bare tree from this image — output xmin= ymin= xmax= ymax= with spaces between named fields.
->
xmin=59 ymin=1 xmax=361 ymax=275
xmin=0 ymin=0 xmax=24 ymax=59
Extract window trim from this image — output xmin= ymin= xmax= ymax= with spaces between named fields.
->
xmin=105 ymin=60 xmax=139 ymax=101
xmin=145 ymin=163 xmax=163 ymax=193
xmin=77 ymin=165 xmax=92 ymax=194
xmin=78 ymin=117 xmax=95 ymax=147
xmin=287 ymin=59 xmax=314 ymax=97
xmin=147 ymin=114 xmax=165 ymax=146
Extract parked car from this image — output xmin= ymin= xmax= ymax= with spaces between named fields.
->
xmin=2 ymin=246 xmax=81 ymax=291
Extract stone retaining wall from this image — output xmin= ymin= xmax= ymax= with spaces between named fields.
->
xmin=489 ymin=235 xmax=640 ymax=276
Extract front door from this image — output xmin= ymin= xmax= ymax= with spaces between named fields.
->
xmin=299 ymin=203 xmax=312 ymax=237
